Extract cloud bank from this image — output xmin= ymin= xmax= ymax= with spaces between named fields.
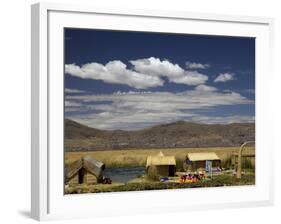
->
xmin=65 ymin=87 xmax=254 ymax=130
xmin=65 ymin=61 xmax=164 ymax=89
xmin=65 ymin=57 xmax=209 ymax=89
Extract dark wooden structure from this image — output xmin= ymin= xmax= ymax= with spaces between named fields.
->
xmin=65 ymin=156 xmax=105 ymax=185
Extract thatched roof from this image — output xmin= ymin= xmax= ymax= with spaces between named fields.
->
xmin=187 ymin=152 xmax=220 ymax=161
xmin=65 ymin=156 xmax=105 ymax=180
xmin=65 ymin=159 xmax=83 ymax=180
xmin=146 ymin=151 xmax=176 ymax=168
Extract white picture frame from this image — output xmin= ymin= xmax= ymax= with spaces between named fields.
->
xmin=31 ymin=2 xmax=274 ymax=221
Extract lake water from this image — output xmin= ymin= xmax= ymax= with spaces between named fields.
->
xmin=103 ymin=166 xmax=146 ymax=183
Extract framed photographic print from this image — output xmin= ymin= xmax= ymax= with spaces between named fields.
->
xmin=31 ymin=2 xmax=274 ymax=221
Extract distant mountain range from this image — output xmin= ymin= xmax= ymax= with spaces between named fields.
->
xmin=64 ymin=119 xmax=255 ymax=151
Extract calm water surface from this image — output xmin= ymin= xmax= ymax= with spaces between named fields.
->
xmin=103 ymin=166 xmax=145 ymax=183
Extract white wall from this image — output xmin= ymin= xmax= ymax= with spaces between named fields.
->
xmin=0 ymin=0 xmax=280 ymax=223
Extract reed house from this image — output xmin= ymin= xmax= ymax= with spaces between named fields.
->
xmin=65 ymin=156 xmax=105 ymax=185
xmin=146 ymin=151 xmax=176 ymax=177
xmin=184 ymin=152 xmax=221 ymax=171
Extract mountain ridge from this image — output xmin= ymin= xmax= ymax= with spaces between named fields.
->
xmin=64 ymin=119 xmax=255 ymax=151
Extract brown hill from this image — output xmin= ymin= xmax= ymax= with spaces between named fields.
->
xmin=64 ymin=119 xmax=255 ymax=151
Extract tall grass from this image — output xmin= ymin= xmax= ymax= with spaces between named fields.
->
xmin=65 ymin=147 xmax=255 ymax=169
xmin=242 ymin=158 xmax=255 ymax=170
xmin=220 ymin=154 xmax=255 ymax=170
xmin=221 ymin=157 xmax=232 ymax=169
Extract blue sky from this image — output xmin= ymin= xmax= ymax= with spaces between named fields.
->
xmin=64 ymin=28 xmax=255 ymax=130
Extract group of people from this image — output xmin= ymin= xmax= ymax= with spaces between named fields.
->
xmin=179 ymin=171 xmax=205 ymax=183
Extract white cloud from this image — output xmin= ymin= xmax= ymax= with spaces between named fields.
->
xmin=67 ymin=90 xmax=252 ymax=111
xmin=114 ymin=90 xmax=152 ymax=95
xmin=65 ymin=101 xmax=81 ymax=107
xmin=214 ymin=73 xmax=236 ymax=83
xmin=185 ymin=62 xmax=210 ymax=70
xmin=191 ymin=115 xmax=255 ymax=124
xmin=65 ymin=61 xmax=164 ymax=89
xmin=65 ymin=88 xmax=253 ymax=130
xmin=195 ymin=84 xmax=217 ymax=92
xmin=65 ymin=57 xmax=209 ymax=89
xmin=65 ymin=100 xmax=82 ymax=112
xmin=65 ymin=88 xmax=87 ymax=93
xmin=130 ymin=57 xmax=184 ymax=77
xmin=170 ymin=71 xmax=208 ymax=85
xmin=130 ymin=57 xmax=208 ymax=86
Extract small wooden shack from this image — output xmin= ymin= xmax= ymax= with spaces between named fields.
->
xmin=146 ymin=151 xmax=176 ymax=177
xmin=65 ymin=156 xmax=105 ymax=185
xmin=184 ymin=152 xmax=221 ymax=171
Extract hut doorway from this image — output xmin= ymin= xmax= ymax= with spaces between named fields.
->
xmin=78 ymin=168 xmax=85 ymax=184
xmin=168 ymin=165 xmax=175 ymax=176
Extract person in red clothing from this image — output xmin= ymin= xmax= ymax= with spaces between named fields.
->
xmin=180 ymin=175 xmax=187 ymax=183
